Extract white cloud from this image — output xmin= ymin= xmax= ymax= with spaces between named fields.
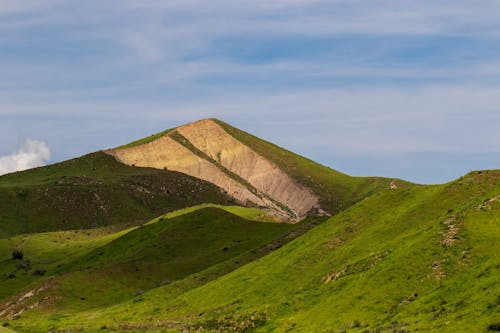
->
xmin=0 ymin=139 xmax=51 ymax=176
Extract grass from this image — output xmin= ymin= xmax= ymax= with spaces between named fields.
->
xmin=45 ymin=207 xmax=293 ymax=313
xmin=115 ymin=129 xmax=173 ymax=149
xmin=0 ymin=206 xmax=325 ymax=330
xmin=8 ymin=170 xmax=497 ymax=332
xmin=0 ymin=226 xmax=129 ymax=301
xmin=0 ymin=204 xmax=284 ymax=302
xmin=0 ymin=326 xmax=15 ymax=333
xmin=146 ymin=203 xmax=279 ymax=223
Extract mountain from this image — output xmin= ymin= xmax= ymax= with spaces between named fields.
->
xmin=0 ymin=118 xmax=402 ymax=236
xmin=0 ymin=119 xmax=498 ymax=333
xmin=106 ymin=118 xmax=406 ymax=221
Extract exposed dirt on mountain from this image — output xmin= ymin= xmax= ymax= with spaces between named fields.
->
xmin=106 ymin=119 xmax=323 ymax=221
xmin=477 ymin=195 xmax=500 ymax=211
xmin=177 ymin=119 xmax=322 ymax=219
xmin=0 ymin=284 xmax=58 ymax=320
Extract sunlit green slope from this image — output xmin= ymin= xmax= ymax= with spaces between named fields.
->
xmin=0 ymin=206 xmax=324 ymax=331
xmin=19 ymin=170 xmax=498 ymax=333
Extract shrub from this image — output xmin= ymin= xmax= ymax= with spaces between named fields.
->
xmin=17 ymin=261 xmax=31 ymax=271
xmin=158 ymin=279 xmax=170 ymax=286
xmin=12 ymin=249 xmax=23 ymax=260
xmin=32 ymin=269 xmax=46 ymax=276
xmin=350 ymin=320 xmax=361 ymax=328
xmin=488 ymin=323 xmax=500 ymax=331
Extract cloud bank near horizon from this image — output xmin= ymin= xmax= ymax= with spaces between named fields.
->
xmin=0 ymin=139 xmax=51 ymax=176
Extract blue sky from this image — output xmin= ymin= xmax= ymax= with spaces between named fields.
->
xmin=1 ymin=0 xmax=499 ymax=183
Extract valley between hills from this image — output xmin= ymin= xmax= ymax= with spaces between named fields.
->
xmin=0 ymin=119 xmax=498 ymax=332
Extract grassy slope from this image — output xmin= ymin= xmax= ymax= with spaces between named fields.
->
xmin=1 ymin=207 xmax=325 ymax=330
xmin=115 ymin=129 xmax=173 ymax=149
xmin=0 ymin=205 xmax=286 ymax=302
xmin=214 ymin=119 xmax=413 ymax=214
xmin=0 ymin=152 xmax=235 ymax=237
xmin=0 ymin=226 xmax=126 ymax=301
xmin=28 ymin=170 xmax=499 ymax=332
xmin=146 ymin=203 xmax=279 ymax=223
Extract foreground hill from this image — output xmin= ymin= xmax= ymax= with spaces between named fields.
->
xmin=0 ymin=207 xmax=323 ymax=324
xmin=6 ymin=170 xmax=497 ymax=332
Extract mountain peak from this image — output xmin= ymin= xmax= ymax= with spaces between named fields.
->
xmin=178 ymin=118 xmax=219 ymax=127
xmin=106 ymin=119 xmax=326 ymax=221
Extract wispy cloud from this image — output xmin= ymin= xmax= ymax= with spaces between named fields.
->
xmin=0 ymin=139 xmax=51 ymax=176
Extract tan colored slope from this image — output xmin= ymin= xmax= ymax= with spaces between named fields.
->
xmin=106 ymin=135 xmax=271 ymax=210
xmin=177 ymin=119 xmax=322 ymax=219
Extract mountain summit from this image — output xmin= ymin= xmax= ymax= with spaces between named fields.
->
xmin=106 ymin=119 xmax=326 ymax=221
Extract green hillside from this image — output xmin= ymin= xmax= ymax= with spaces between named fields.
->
xmin=0 ymin=206 xmax=320 ymax=328
xmin=9 ymin=170 xmax=497 ymax=332
xmin=0 ymin=152 xmax=235 ymax=237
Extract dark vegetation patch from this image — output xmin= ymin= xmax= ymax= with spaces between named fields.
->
xmin=32 ymin=269 xmax=46 ymax=276
xmin=11 ymin=250 xmax=23 ymax=260
xmin=489 ymin=323 xmax=500 ymax=331
xmin=0 ymin=152 xmax=235 ymax=236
